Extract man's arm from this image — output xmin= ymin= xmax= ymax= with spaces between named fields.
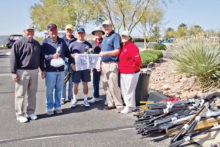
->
xmin=99 ymin=48 xmax=120 ymax=56
xmin=41 ymin=40 xmax=58 ymax=60
xmin=10 ymin=43 xmax=19 ymax=82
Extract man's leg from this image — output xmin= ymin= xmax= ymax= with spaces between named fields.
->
xmin=120 ymin=73 xmax=128 ymax=106
xmin=108 ymin=63 xmax=123 ymax=111
xmin=54 ymin=71 xmax=64 ymax=109
xmin=15 ymin=70 xmax=29 ymax=117
xmin=67 ymin=74 xmax=73 ymax=100
xmin=101 ymin=63 xmax=115 ymax=108
xmin=45 ymin=72 xmax=56 ymax=112
xmin=82 ymin=69 xmax=91 ymax=107
xmin=93 ymin=69 xmax=101 ymax=98
xmin=124 ymin=72 xmax=140 ymax=108
xmin=61 ymin=64 xmax=68 ymax=103
xmin=26 ymin=69 xmax=39 ymax=115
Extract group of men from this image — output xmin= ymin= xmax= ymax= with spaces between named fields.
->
xmin=10 ymin=20 xmax=125 ymax=123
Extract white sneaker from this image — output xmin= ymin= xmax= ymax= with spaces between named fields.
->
xmin=17 ymin=116 xmax=28 ymax=123
xmin=61 ymin=98 xmax=65 ymax=105
xmin=28 ymin=114 xmax=38 ymax=120
xmin=88 ymin=97 xmax=96 ymax=103
xmin=55 ymin=107 xmax=63 ymax=114
xmin=70 ymin=99 xmax=77 ymax=108
xmin=47 ymin=109 xmax=54 ymax=115
xmin=120 ymin=107 xmax=133 ymax=114
xmin=84 ymin=99 xmax=90 ymax=107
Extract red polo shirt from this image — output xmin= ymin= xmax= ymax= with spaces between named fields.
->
xmin=119 ymin=41 xmax=142 ymax=73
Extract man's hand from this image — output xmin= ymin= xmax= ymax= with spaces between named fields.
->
xmin=53 ymin=53 xmax=60 ymax=59
xmin=71 ymin=53 xmax=78 ymax=58
xmin=41 ymin=72 xmax=45 ymax=79
xmin=72 ymin=64 xmax=76 ymax=71
xmin=12 ymin=74 xmax=18 ymax=82
xmin=99 ymin=52 xmax=106 ymax=57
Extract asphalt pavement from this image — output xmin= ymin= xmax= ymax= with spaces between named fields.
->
xmin=0 ymin=48 xmax=170 ymax=147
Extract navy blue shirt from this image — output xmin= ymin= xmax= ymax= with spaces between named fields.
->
xmin=101 ymin=31 xmax=121 ymax=62
xmin=42 ymin=37 xmax=73 ymax=72
xmin=69 ymin=40 xmax=92 ymax=54
xmin=62 ymin=35 xmax=76 ymax=63
xmin=10 ymin=37 xmax=44 ymax=73
xmin=62 ymin=35 xmax=76 ymax=47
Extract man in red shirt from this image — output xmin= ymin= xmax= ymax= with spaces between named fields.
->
xmin=118 ymin=31 xmax=142 ymax=114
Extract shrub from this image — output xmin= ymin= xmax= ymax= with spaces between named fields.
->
xmin=152 ymin=43 xmax=166 ymax=50
xmin=171 ymin=39 xmax=220 ymax=88
xmin=133 ymin=37 xmax=146 ymax=42
xmin=140 ymin=50 xmax=163 ymax=67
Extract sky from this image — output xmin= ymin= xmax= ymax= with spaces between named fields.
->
xmin=0 ymin=0 xmax=219 ymax=37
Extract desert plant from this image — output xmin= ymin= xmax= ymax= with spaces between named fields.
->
xmin=152 ymin=43 xmax=166 ymax=50
xmin=140 ymin=50 xmax=163 ymax=67
xmin=171 ymin=39 xmax=220 ymax=88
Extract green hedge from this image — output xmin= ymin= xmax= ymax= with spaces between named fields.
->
xmin=152 ymin=43 xmax=166 ymax=50
xmin=140 ymin=50 xmax=163 ymax=67
xmin=133 ymin=38 xmax=147 ymax=42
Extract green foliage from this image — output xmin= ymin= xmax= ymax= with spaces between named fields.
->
xmin=133 ymin=38 xmax=146 ymax=42
xmin=152 ymin=43 xmax=166 ymax=50
xmin=171 ymin=39 xmax=220 ymax=88
xmin=176 ymin=23 xmax=188 ymax=38
xmin=30 ymin=0 xmax=96 ymax=31
xmin=140 ymin=50 xmax=163 ymax=67
xmin=164 ymin=27 xmax=176 ymax=38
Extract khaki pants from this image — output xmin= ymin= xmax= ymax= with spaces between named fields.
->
xmin=15 ymin=69 xmax=39 ymax=117
xmin=120 ymin=72 xmax=140 ymax=108
xmin=101 ymin=62 xmax=123 ymax=109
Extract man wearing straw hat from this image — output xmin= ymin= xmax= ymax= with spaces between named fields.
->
xmin=88 ymin=26 xmax=105 ymax=104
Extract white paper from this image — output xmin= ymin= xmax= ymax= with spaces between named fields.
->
xmin=75 ymin=54 xmax=101 ymax=71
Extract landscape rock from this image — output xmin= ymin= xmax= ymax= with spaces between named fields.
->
xmin=149 ymin=59 xmax=204 ymax=99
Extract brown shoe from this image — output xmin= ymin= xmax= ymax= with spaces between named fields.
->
xmin=104 ymin=106 xmax=116 ymax=110
xmin=117 ymin=107 xmax=124 ymax=113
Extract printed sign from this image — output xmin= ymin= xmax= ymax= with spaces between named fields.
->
xmin=75 ymin=54 xmax=101 ymax=71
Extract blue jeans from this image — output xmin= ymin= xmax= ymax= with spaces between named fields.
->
xmin=45 ymin=72 xmax=65 ymax=110
xmin=62 ymin=64 xmax=73 ymax=100
xmin=93 ymin=69 xmax=101 ymax=98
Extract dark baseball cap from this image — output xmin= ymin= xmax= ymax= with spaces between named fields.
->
xmin=48 ymin=24 xmax=57 ymax=30
xmin=77 ymin=28 xmax=85 ymax=33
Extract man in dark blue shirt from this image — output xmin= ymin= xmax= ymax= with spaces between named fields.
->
xmin=69 ymin=28 xmax=92 ymax=108
xmin=99 ymin=20 xmax=124 ymax=113
xmin=10 ymin=24 xmax=45 ymax=123
xmin=61 ymin=24 xmax=76 ymax=105
xmin=42 ymin=24 xmax=73 ymax=115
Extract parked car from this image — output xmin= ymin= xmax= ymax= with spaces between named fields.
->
xmin=6 ymin=34 xmax=23 ymax=49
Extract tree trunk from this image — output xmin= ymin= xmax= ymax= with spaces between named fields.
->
xmin=144 ymin=32 xmax=147 ymax=49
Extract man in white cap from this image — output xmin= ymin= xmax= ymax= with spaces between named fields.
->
xmin=99 ymin=20 xmax=124 ymax=113
xmin=10 ymin=24 xmax=45 ymax=123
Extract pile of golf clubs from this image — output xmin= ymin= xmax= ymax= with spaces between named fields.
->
xmin=134 ymin=92 xmax=220 ymax=147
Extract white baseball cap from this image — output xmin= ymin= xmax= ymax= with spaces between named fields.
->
xmin=121 ymin=30 xmax=130 ymax=37
xmin=24 ymin=24 xmax=35 ymax=30
xmin=102 ymin=20 xmax=112 ymax=26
